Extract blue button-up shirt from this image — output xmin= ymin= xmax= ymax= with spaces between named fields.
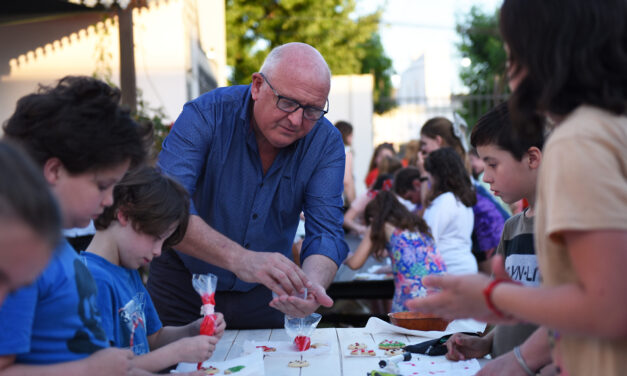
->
xmin=158 ymin=85 xmax=348 ymax=292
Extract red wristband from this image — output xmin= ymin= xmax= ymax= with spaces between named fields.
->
xmin=482 ymin=278 xmax=519 ymax=318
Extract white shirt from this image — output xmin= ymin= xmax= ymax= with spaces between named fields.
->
xmin=423 ymin=192 xmax=477 ymax=275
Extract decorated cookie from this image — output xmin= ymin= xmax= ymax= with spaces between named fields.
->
xmin=378 ymin=339 xmax=406 ymax=350
xmin=224 ymin=365 xmax=245 ymax=374
xmin=255 ymin=345 xmax=276 ymax=352
xmin=288 ymin=360 xmax=310 ymax=368
xmin=348 ymin=342 xmax=367 ymax=350
xmin=384 ymin=348 xmax=405 ymax=356
xmin=350 ymin=348 xmax=376 ymax=356
xmin=201 ymin=366 xmax=219 ymax=375
xmin=311 ymin=342 xmax=328 ymax=349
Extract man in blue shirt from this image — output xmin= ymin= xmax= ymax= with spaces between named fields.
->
xmin=147 ymin=42 xmax=349 ymax=328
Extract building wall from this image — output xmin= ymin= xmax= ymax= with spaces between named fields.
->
xmin=0 ymin=0 xmax=227 ymax=129
xmin=326 ymin=74 xmax=374 ymax=196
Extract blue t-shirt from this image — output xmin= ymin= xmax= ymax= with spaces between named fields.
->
xmin=0 ymin=240 xmax=109 ymax=364
xmin=157 ymin=84 xmax=349 ymax=292
xmin=81 ymin=252 xmax=162 ymax=355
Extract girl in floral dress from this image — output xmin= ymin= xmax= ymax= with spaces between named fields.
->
xmin=345 ymin=190 xmax=446 ymax=312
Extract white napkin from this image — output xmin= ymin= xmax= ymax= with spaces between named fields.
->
xmin=172 ymin=350 xmax=264 ymax=375
xmin=364 ymin=317 xmax=486 ymax=339
xmin=241 ymin=340 xmax=331 ymax=357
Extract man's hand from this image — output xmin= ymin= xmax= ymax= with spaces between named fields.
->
xmin=233 ymin=249 xmax=312 ymax=296
xmin=269 ymin=281 xmax=333 ymax=317
xmin=445 ymin=333 xmax=491 ymax=361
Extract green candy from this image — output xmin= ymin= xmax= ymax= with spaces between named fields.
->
xmin=224 ymin=365 xmax=245 ymax=374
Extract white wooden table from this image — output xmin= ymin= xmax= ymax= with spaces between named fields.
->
xmin=208 ymin=327 xmax=485 ymax=376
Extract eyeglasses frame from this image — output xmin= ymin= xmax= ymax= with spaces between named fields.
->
xmin=258 ymin=72 xmax=329 ymax=121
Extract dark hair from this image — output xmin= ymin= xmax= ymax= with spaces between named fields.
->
xmin=368 ymin=143 xmax=396 ymax=172
xmin=94 ymin=166 xmax=190 ymax=250
xmin=3 ymin=76 xmax=151 ymax=173
xmin=334 ymin=120 xmax=353 ymax=145
xmin=500 ymin=0 xmax=627 ymax=138
xmin=0 ymin=141 xmax=61 ymax=247
xmin=393 ymin=167 xmax=421 ymax=196
xmin=471 ymin=101 xmax=544 ymax=160
xmin=424 ymin=147 xmax=476 ymax=208
xmin=365 ymin=190 xmax=432 ymax=257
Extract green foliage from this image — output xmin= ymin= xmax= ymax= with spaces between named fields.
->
xmin=359 ymin=33 xmax=395 ymax=113
xmin=456 ymin=6 xmax=508 ymax=128
xmin=226 ymin=0 xmax=395 ymax=113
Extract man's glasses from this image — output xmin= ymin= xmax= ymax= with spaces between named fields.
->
xmin=259 ymin=72 xmax=329 ymax=121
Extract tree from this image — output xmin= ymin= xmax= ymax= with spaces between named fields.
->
xmin=455 ymin=6 xmax=508 ymax=128
xmin=226 ymin=0 xmax=395 ymax=113
xmin=359 ymin=32 xmax=395 ymax=113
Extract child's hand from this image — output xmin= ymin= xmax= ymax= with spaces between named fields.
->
xmin=190 ymin=313 xmax=226 ymax=339
xmin=213 ymin=312 xmax=226 ymax=339
xmin=174 ymin=335 xmax=219 ymax=363
xmin=445 ymin=333 xmax=491 ymax=361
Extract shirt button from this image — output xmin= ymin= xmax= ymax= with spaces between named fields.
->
xmin=252 ymin=213 xmax=258 ymax=219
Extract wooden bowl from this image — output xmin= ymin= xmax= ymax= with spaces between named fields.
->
xmin=388 ymin=311 xmax=450 ymax=331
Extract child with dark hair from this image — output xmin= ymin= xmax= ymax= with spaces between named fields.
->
xmin=445 ymin=101 xmax=552 ymax=373
xmin=422 ymin=148 xmax=477 ymax=275
xmin=393 ymin=167 xmax=424 ymax=212
xmin=410 ymin=1 xmax=627 ymax=375
xmin=365 ymin=142 xmax=396 ymax=188
xmin=83 ymin=166 xmax=225 ymax=372
xmin=344 ymin=190 xmax=446 ymax=312
xmin=0 ymin=76 xmax=154 ymax=375
xmin=0 ymin=141 xmax=61 ymax=306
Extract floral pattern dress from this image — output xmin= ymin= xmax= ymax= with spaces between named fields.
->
xmin=387 ymin=228 xmax=446 ymax=312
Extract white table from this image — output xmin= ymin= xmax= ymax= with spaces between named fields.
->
xmin=207 ymin=327 xmax=485 ymax=376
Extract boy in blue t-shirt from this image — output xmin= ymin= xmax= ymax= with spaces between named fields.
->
xmin=0 ymin=76 xmax=149 ymax=374
xmin=83 ymin=166 xmax=225 ymax=372
xmin=0 ymin=141 xmax=61 ymax=307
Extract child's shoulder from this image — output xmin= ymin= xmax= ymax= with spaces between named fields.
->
xmin=81 ymin=252 xmax=129 ymax=282
xmin=503 ymin=209 xmax=534 ymax=235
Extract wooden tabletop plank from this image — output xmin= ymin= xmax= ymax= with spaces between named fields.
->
xmin=211 ymin=329 xmax=239 ymax=362
xmin=226 ymin=329 xmax=272 ymax=360
xmin=300 ymin=328 xmax=342 ymax=376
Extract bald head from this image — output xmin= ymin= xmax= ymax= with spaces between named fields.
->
xmin=260 ymin=43 xmax=331 ymax=90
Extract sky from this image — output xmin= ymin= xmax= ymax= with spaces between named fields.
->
xmin=356 ymin=0 xmax=503 ymax=92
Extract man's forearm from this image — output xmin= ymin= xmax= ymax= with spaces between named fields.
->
xmin=174 ymin=214 xmax=244 ymax=272
xmin=301 ymin=254 xmax=338 ymax=289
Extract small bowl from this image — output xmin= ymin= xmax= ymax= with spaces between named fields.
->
xmin=388 ymin=311 xmax=450 ymax=331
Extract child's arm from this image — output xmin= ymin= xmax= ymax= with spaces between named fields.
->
xmin=0 ymin=348 xmax=138 ymax=376
xmin=149 ymin=313 xmax=225 ymax=350
xmin=131 ymin=335 xmax=219 ymax=373
xmin=128 ymin=314 xmax=225 ymax=372
xmin=343 ymin=195 xmax=368 ymax=236
xmin=409 ymin=230 xmax=627 ymax=339
xmin=344 ymin=227 xmax=372 ymax=270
